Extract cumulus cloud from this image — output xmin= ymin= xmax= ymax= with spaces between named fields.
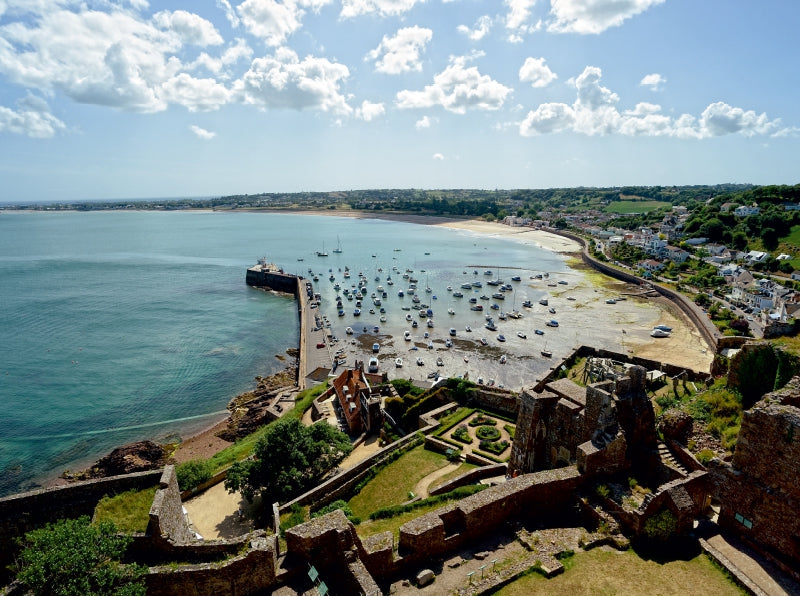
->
xmin=396 ymin=54 xmax=512 ymax=114
xmin=457 ymin=16 xmax=492 ymax=41
xmin=519 ymin=57 xmax=557 ymax=88
xmin=356 ymin=99 xmax=385 ymax=121
xmin=340 ymin=0 xmax=423 ymax=19
xmin=234 ymin=47 xmax=352 ymax=114
xmin=217 ymin=0 xmax=241 ymax=27
xmin=152 ymin=10 xmax=224 ymax=46
xmin=432 ymin=152 xmax=444 ymax=160
xmin=366 ymin=26 xmax=432 ymax=75
xmin=519 ymin=65 xmax=790 ymax=139
xmin=415 ymin=115 xmax=434 ymax=129
xmin=189 ymin=124 xmax=216 ymax=139
xmin=162 ymin=73 xmax=231 ymax=111
xmin=640 ymin=72 xmax=665 ymax=91
xmin=548 ymin=0 xmax=666 ymax=34
xmin=188 ymin=39 xmax=254 ymax=76
xmin=0 ymin=95 xmax=65 ymax=138
xmin=236 ymin=0 xmax=305 ymax=47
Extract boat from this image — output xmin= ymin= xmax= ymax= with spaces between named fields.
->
xmin=345 ymin=326 xmax=353 ymax=335
xmin=427 ymin=370 xmax=439 ymax=379
xmin=653 ymin=325 xmax=672 ymax=332
xmin=492 ymin=293 xmax=504 ymax=300
xmin=470 ymin=304 xmax=483 ymax=311
xmin=395 ymin=357 xmax=403 ymax=368
xmin=472 ymin=281 xmax=482 ymax=288
xmin=497 ymin=334 xmax=506 ymax=342
xmin=445 ymin=339 xmax=452 ymax=348
xmin=464 ymin=355 xmax=470 ymax=362
xmin=500 ymin=355 xmax=507 ymax=364
xmin=480 ymin=295 xmax=489 ymax=300
xmin=498 ymin=312 xmax=507 ymax=320
xmin=424 ymin=331 xmax=429 ymax=339
xmin=338 ymin=309 xmax=345 ymax=317
xmin=353 ymin=308 xmax=361 ymax=316
xmin=511 ymin=276 xmax=521 ymax=282
xmin=412 ymin=295 xmax=421 ymax=304
xmin=427 ymin=319 xmax=434 ymax=328
xmin=485 ymin=320 xmax=497 ymax=331
xmin=484 ymin=270 xmax=493 ymax=276
xmin=606 ymin=298 xmax=617 ymax=304
xmin=398 ymin=290 xmax=404 ymax=297
xmin=650 ymin=328 xmax=671 ymax=338
xmin=453 ymin=291 xmax=464 ymax=298
xmin=372 ymin=343 xmax=380 ymax=353
xmin=436 ymin=357 xmax=444 ymax=367
xmin=469 ymin=297 xmax=478 ymax=304
xmin=316 ymin=242 xmax=328 ymax=257
xmin=461 ymin=283 xmax=473 ymax=289
xmin=380 ymin=315 xmax=387 ymax=322
xmin=535 ymin=329 xmax=544 ymax=335
xmin=541 ymin=348 xmax=552 ymax=358
xmin=558 ymin=280 xmax=568 ymax=285
xmin=567 ymin=296 xmax=576 ymax=301
xmin=517 ymin=331 xmax=527 ymax=339
xmin=412 ymin=320 xmax=418 ymax=328
xmin=465 ymin=325 xmax=472 ymax=332
xmin=404 ymin=330 xmax=411 ymax=341
xmin=448 ymin=308 xmax=455 ymax=315
xmin=427 ymin=340 xmax=434 ymax=349
xmin=522 ymin=300 xmax=532 ymax=308
xmin=480 ymin=337 xmax=488 ymax=346
xmin=539 ymin=298 xmax=548 ymax=306
xmin=368 ymin=357 xmax=379 ymax=372
xmin=333 ymin=236 xmax=343 ymax=254
xmin=449 ymin=328 xmax=457 ymax=336
xmin=447 ymin=286 xmax=453 ymax=292
xmin=549 ymin=307 xmax=556 ymax=314
xmin=490 ymin=303 xmax=499 ymax=310
xmin=546 ymin=319 xmax=559 ymax=327
xmin=406 ymin=313 xmax=412 ymax=321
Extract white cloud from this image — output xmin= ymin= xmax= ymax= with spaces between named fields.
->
xmin=415 ymin=115 xmax=434 ymax=129
xmin=162 ymin=73 xmax=231 ymax=111
xmin=505 ymin=0 xmax=536 ymax=31
xmin=0 ymin=95 xmax=65 ymax=138
xmin=548 ymin=0 xmax=666 ymax=34
xmin=152 ymin=10 xmax=223 ymax=46
xmin=366 ymin=26 xmax=432 ymax=75
xmin=189 ymin=39 xmax=253 ymax=77
xmin=234 ymin=47 xmax=352 ymax=115
xmin=640 ymin=72 xmax=665 ymax=91
xmin=519 ymin=57 xmax=557 ymax=88
xmin=189 ymin=124 xmax=216 ymax=139
xmin=236 ymin=0 xmax=305 ymax=47
xmin=433 ymin=152 xmax=444 ymax=160
xmin=519 ymin=66 xmax=791 ymax=139
xmin=356 ymin=99 xmax=385 ymax=121
xmin=340 ymin=0 xmax=423 ymax=19
xmin=396 ymin=54 xmax=512 ymax=114
xmin=457 ymin=16 xmax=492 ymax=41
xmin=217 ymin=0 xmax=241 ymax=28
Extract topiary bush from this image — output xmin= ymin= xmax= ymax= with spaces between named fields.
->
xmin=476 ymin=425 xmax=500 ymax=441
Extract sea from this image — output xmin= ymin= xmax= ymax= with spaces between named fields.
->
xmin=0 ymin=210 xmax=565 ymax=497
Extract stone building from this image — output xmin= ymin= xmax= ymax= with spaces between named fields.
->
xmin=508 ymin=365 xmax=657 ymax=478
xmin=709 ymin=376 xmax=800 ymax=565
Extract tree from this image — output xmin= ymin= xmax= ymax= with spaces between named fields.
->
xmin=15 ymin=516 xmax=146 ymax=596
xmin=225 ymin=418 xmax=352 ymax=503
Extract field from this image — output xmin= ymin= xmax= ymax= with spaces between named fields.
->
xmin=495 ymin=548 xmax=743 ymax=595
xmin=605 ymin=200 xmax=671 ymax=214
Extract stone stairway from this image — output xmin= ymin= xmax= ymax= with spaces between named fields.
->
xmin=657 ymin=442 xmax=689 ymax=476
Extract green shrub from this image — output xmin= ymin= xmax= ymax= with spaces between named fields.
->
xmin=596 ymin=484 xmax=610 ymax=499
xmin=479 ymin=439 xmax=509 ymax=455
xmin=368 ymin=485 xmax=486 ymax=520
xmin=643 ymin=509 xmax=678 ymax=541
xmin=176 ymin=459 xmax=213 ymax=491
xmin=503 ymin=424 xmax=515 ymax=439
xmin=280 ymin=504 xmax=306 ymax=534
xmin=468 ymin=414 xmax=496 ymax=427
xmin=452 ymin=425 xmax=472 ymax=443
xmin=696 ymin=449 xmax=715 ymax=465
xmin=312 ymin=500 xmax=360 ymax=525
xmin=476 ymin=425 xmax=501 ymax=441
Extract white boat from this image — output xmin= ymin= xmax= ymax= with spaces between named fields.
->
xmin=517 ymin=331 xmax=527 ymax=339
xmin=427 ymin=340 xmax=434 ymax=349
xmin=406 ymin=313 xmax=412 ymax=321
xmin=497 ymin=334 xmax=506 ymax=342
xmin=449 ymin=328 xmax=457 ymax=336
xmin=653 ymin=324 xmax=672 ymax=332
xmin=333 ymin=236 xmax=342 ymax=254
xmin=316 ymin=242 xmax=328 ymax=257
xmin=650 ymin=328 xmax=671 ymax=338
xmin=395 ymin=357 xmax=403 ymax=368
xmin=416 ymin=357 xmax=424 ymax=366
xmin=345 ymin=326 xmax=353 ymax=335
xmin=372 ymin=343 xmax=380 ymax=353
xmin=380 ymin=315 xmax=387 ymax=322
xmin=445 ymin=339 xmax=452 ymax=348
xmin=427 ymin=319 xmax=434 ymax=328
xmin=436 ymin=357 xmax=444 ymax=366
xmin=606 ymin=298 xmax=617 ymax=304
xmin=500 ymin=355 xmax=507 ymax=364
xmin=404 ymin=330 xmax=412 ymax=341
xmin=412 ymin=320 xmax=418 ymax=328
xmin=465 ymin=325 xmax=472 ymax=332
xmin=448 ymin=308 xmax=455 ymax=315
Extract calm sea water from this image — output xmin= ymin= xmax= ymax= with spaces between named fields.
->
xmin=0 ymin=211 xmax=563 ymax=496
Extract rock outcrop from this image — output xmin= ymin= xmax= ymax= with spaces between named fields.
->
xmin=63 ymin=440 xmax=169 ymax=481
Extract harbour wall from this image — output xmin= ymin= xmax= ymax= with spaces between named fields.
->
xmin=245 ymin=266 xmax=302 ymax=296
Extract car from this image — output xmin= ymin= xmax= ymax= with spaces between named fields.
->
xmin=316 ymin=342 xmax=326 ymax=348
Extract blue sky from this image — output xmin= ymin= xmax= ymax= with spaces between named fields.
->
xmin=0 ymin=0 xmax=797 ymax=202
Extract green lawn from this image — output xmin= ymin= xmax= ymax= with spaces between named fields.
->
xmin=495 ymin=548 xmax=744 ymax=596
xmin=428 ymin=461 xmax=478 ymax=492
xmin=604 ymin=200 xmax=671 ymax=214
xmin=93 ymin=487 xmax=158 ymax=533
xmin=348 ymin=446 xmax=450 ymax=518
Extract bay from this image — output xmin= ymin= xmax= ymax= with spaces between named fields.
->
xmin=0 ymin=210 xmax=564 ymax=496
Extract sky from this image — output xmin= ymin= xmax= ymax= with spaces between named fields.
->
xmin=0 ymin=0 xmax=798 ymax=202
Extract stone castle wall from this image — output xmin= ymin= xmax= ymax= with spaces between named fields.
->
xmin=709 ymin=377 xmax=800 ymax=564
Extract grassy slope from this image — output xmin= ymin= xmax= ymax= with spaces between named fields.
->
xmin=93 ymin=487 xmax=158 ymax=533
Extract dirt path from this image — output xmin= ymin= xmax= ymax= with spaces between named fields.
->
xmin=412 ymin=462 xmax=461 ymax=498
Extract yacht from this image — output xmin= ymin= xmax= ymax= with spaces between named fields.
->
xmin=517 ymin=331 xmax=527 ymax=339
xmin=404 ymin=330 xmax=412 ymax=341
xmin=395 ymin=357 xmax=403 ymax=368
xmin=497 ymin=334 xmax=506 ymax=342
xmin=453 ymin=291 xmax=464 ymax=298
xmin=345 ymin=326 xmax=353 ymax=335
xmin=449 ymin=328 xmax=457 ymax=336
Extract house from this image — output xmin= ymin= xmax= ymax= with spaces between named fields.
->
xmin=719 ymin=202 xmax=737 ymax=212
xmin=639 ymin=259 xmax=665 ymax=272
xmin=643 ymin=237 xmax=666 ymax=256
xmin=664 ymin=245 xmax=690 ymax=264
xmin=791 ymin=271 xmax=800 ymax=282
xmin=744 ymin=250 xmax=768 ymax=264
xmin=705 ymin=244 xmax=727 ymax=257
xmin=327 ymin=367 xmax=384 ymax=435
xmin=734 ymin=204 xmax=760 ymax=217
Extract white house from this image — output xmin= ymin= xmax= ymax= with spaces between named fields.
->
xmin=734 ymin=204 xmax=760 ymax=217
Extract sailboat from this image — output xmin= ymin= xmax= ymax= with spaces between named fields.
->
xmin=333 ymin=236 xmax=343 ymax=254
xmin=316 ymin=241 xmax=328 ymax=257
xmin=541 ymin=339 xmax=552 ymax=358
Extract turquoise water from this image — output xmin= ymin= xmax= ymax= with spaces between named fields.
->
xmin=0 ymin=211 xmax=563 ymax=496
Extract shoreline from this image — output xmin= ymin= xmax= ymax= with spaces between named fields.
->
xmin=45 ymin=212 xmax=709 ymax=489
